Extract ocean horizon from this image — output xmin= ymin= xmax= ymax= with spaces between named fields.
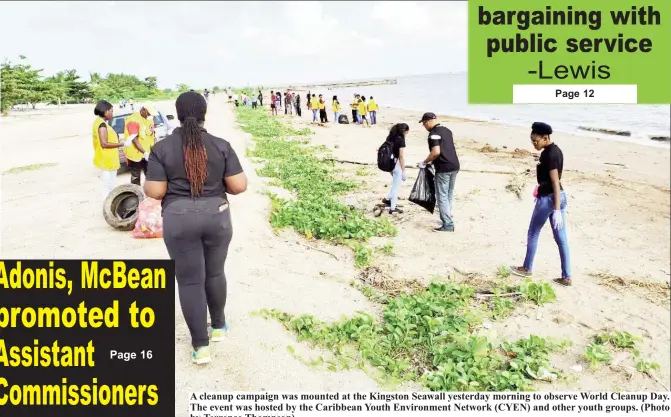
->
xmin=320 ymin=73 xmax=670 ymax=148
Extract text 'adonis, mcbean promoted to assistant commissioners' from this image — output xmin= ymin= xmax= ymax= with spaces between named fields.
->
xmin=0 ymin=259 xmax=176 ymax=417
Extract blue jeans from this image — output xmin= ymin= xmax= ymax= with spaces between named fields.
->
xmin=385 ymin=161 xmax=402 ymax=209
xmin=435 ymin=171 xmax=458 ymax=228
xmin=523 ymin=192 xmax=571 ymax=279
xmin=370 ymin=111 xmax=377 ymax=125
xmin=312 ymin=109 xmax=318 ymax=122
xmin=334 ymin=112 xmax=339 ymax=123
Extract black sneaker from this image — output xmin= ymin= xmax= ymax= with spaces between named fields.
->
xmin=381 ymin=198 xmax=391 ymax=205
xmin=433 ymin=225 xmax=454 ymax=232
xmin=389 ymin=207 xmax=403 ymax=214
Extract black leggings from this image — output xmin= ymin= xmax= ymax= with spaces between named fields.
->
xmin=319 ymin=109 xmax=328 ymax=123
xmin=162 ymin=197 xmax=233 ymax=349
xmin=128 ymin=159 xmax=147 ymax=186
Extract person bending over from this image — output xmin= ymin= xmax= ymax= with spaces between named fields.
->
xmin=381 ymin=123 xmax=408 ymax=214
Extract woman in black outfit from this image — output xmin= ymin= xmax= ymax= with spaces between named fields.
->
xmin=295 ymin=94 xmax=302 ymax=117
xmin=144 ymin=91 xmax=248 ymax=364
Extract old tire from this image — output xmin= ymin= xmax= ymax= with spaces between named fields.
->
xmin=103 ymin=183 xmax=144 ymax=231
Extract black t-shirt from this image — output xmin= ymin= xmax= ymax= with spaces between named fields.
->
xmin=427 ymin=124 xmax=460 ymax=173
xmin=146 ymin=127 xmax=244 ymax=209
xmin=391 ymin=134 xmax=406 ymax=160
xmin=536 ymin=143 xmax=563 ymax=196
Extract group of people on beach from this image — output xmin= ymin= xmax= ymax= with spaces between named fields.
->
xmin=381 ymin=115 xmax=571 ymax=289
xmin=264 ymin=89 xmax=378 ymax=127
xmin=90 ymin=89 xmax=571 ymax=366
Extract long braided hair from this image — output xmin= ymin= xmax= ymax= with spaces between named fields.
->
xmin=176 ymin=92 xmax=208 ymax=197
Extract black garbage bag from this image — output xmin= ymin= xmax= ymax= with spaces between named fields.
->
xmin=409 ymin=166 xmax=436 ymax=214
xmin=338 ymin=114 xmax=349 ymax=124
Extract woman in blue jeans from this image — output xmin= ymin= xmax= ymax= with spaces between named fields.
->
xmin=381 ymin=123 xmax=408 ymax=214
xmin=510 ymin=122 xmax=571 ymax=286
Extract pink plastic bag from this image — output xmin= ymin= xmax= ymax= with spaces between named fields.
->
xmin=132 ymin=198 xmax=163 ymax=239
xmin=532 ymin=185 xmax=539 ymax=198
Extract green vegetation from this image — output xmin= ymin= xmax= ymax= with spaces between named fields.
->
xmin=2 ymin=163 xmax=58 ymax=175
xmin=351 ymin=243 xmax=373 ymax=268
xmin=595 ymin=331 xmax=641 ymax=353
xmin=635 ymin=360 xmax=660 ymax=373
xmin=584 ymin=343 xmax=613 ymax=369
xmin=377 ymin=243 xmax=394 ymax=256
xmin=585 ymin=330 xmax=651 ymax=371
xmin=519 ymin=280 xmax=556 ymax=306
xmin=256 ymin=276 xmax=566 ymax=391
xmin=0 ymin=55 xmax=196 ymax=114
xmin=235 ymin=105 xmax=395 ymax=264
xmin=496 ymin=265 xmax=511 ymax=279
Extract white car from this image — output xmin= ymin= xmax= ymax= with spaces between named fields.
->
xmin=109 ymin=110 xmax=176 ymax=173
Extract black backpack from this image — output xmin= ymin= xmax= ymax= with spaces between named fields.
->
xmin=338 ymin=114 xmax=349 ymax=124
xmin=377 ymin=139 xmax=396 ymax=172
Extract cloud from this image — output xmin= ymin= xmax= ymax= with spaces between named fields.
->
xmin=372 ymin=1 xmax=467 ymax=42
xmin=0 ymin=1 xmax=467 ymax=87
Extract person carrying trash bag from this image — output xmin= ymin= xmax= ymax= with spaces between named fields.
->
xmin=417 ymin=112 xmax=460 ymax=232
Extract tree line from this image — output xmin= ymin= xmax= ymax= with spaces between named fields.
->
xmin=0 ymin=56 xmax=224 ymax=114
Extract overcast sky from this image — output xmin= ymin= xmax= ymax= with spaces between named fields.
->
xmin=0 ymin=1 xmax=467 ymax=89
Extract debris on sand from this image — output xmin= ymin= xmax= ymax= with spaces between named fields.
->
xmin=479 ymin=144 xmax=498 ymax=153
xmin=578 ymin=126 xmax=631 ymax=137
xmin=505 ymin=171 xmax=527 ymax=199
xmin=650 ymin=135 xmax=670 ymax=142
xmin=590 ymin=270 xmax=670 ymax=308
xmin=357 ymin=266 xmax=423 ymax=297
xmin=512 ymin=148 xmax=535 ymax=158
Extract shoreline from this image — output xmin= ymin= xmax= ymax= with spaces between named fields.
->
xmin=259 ymin=98 xmax=669 ymax=190
xmin=277 ymin=86 xmax=670 ymax=149
xmin=380 ymin=105 xmax=671 ymax=149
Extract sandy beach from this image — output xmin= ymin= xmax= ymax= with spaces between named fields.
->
xmin=1 ymin=95 xmax=669 ymax=412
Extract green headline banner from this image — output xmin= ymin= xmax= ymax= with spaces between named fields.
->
xmin=468 ymin=0 xmax=671 ymax=104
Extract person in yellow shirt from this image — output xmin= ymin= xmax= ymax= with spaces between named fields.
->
xmin=318 ymin=94 xmax=328 ymax=123
xmin=350 ymin=94 xmax=361 ymax=124
xmin=310 ymin=94 xmax=320 ymax=122
xmin=332 ymin=95 xmax=341 ymax=124
xmin=359 ymin=96 xmax=370 ymax=127
xmin=124 ymin=103 xmax=158 ymax=185
xmin=368 ymin=96 xmax=379 ymax=125
xmin=92 ymin=100 xmax=132 ymax=200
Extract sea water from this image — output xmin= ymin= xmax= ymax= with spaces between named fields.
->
xmin=326 ymin=73 xmax=670 ymax=148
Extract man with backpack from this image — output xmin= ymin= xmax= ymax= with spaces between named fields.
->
xmin=378 ymin=123 xmax=408 ymax=214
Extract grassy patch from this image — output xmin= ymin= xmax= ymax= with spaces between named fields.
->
xmin=356 ymin=167 xmax=372 ymax=176
xmin=585 ymin=330 xmax=646 ymax=371
xmin=376 ymin=243 xmax=394 ymax=256
xmin=590 ymin=270 xmax=670 ymax=307
xmin=235 ymin=106 xmax=395 ymax=264
xmin=518 ymin=280 xmax=557 ymax=306
xmin=256 ymin=273 xmax=565 ymax=391
xmin=3 ymin=163 xmax=58 ymax=175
